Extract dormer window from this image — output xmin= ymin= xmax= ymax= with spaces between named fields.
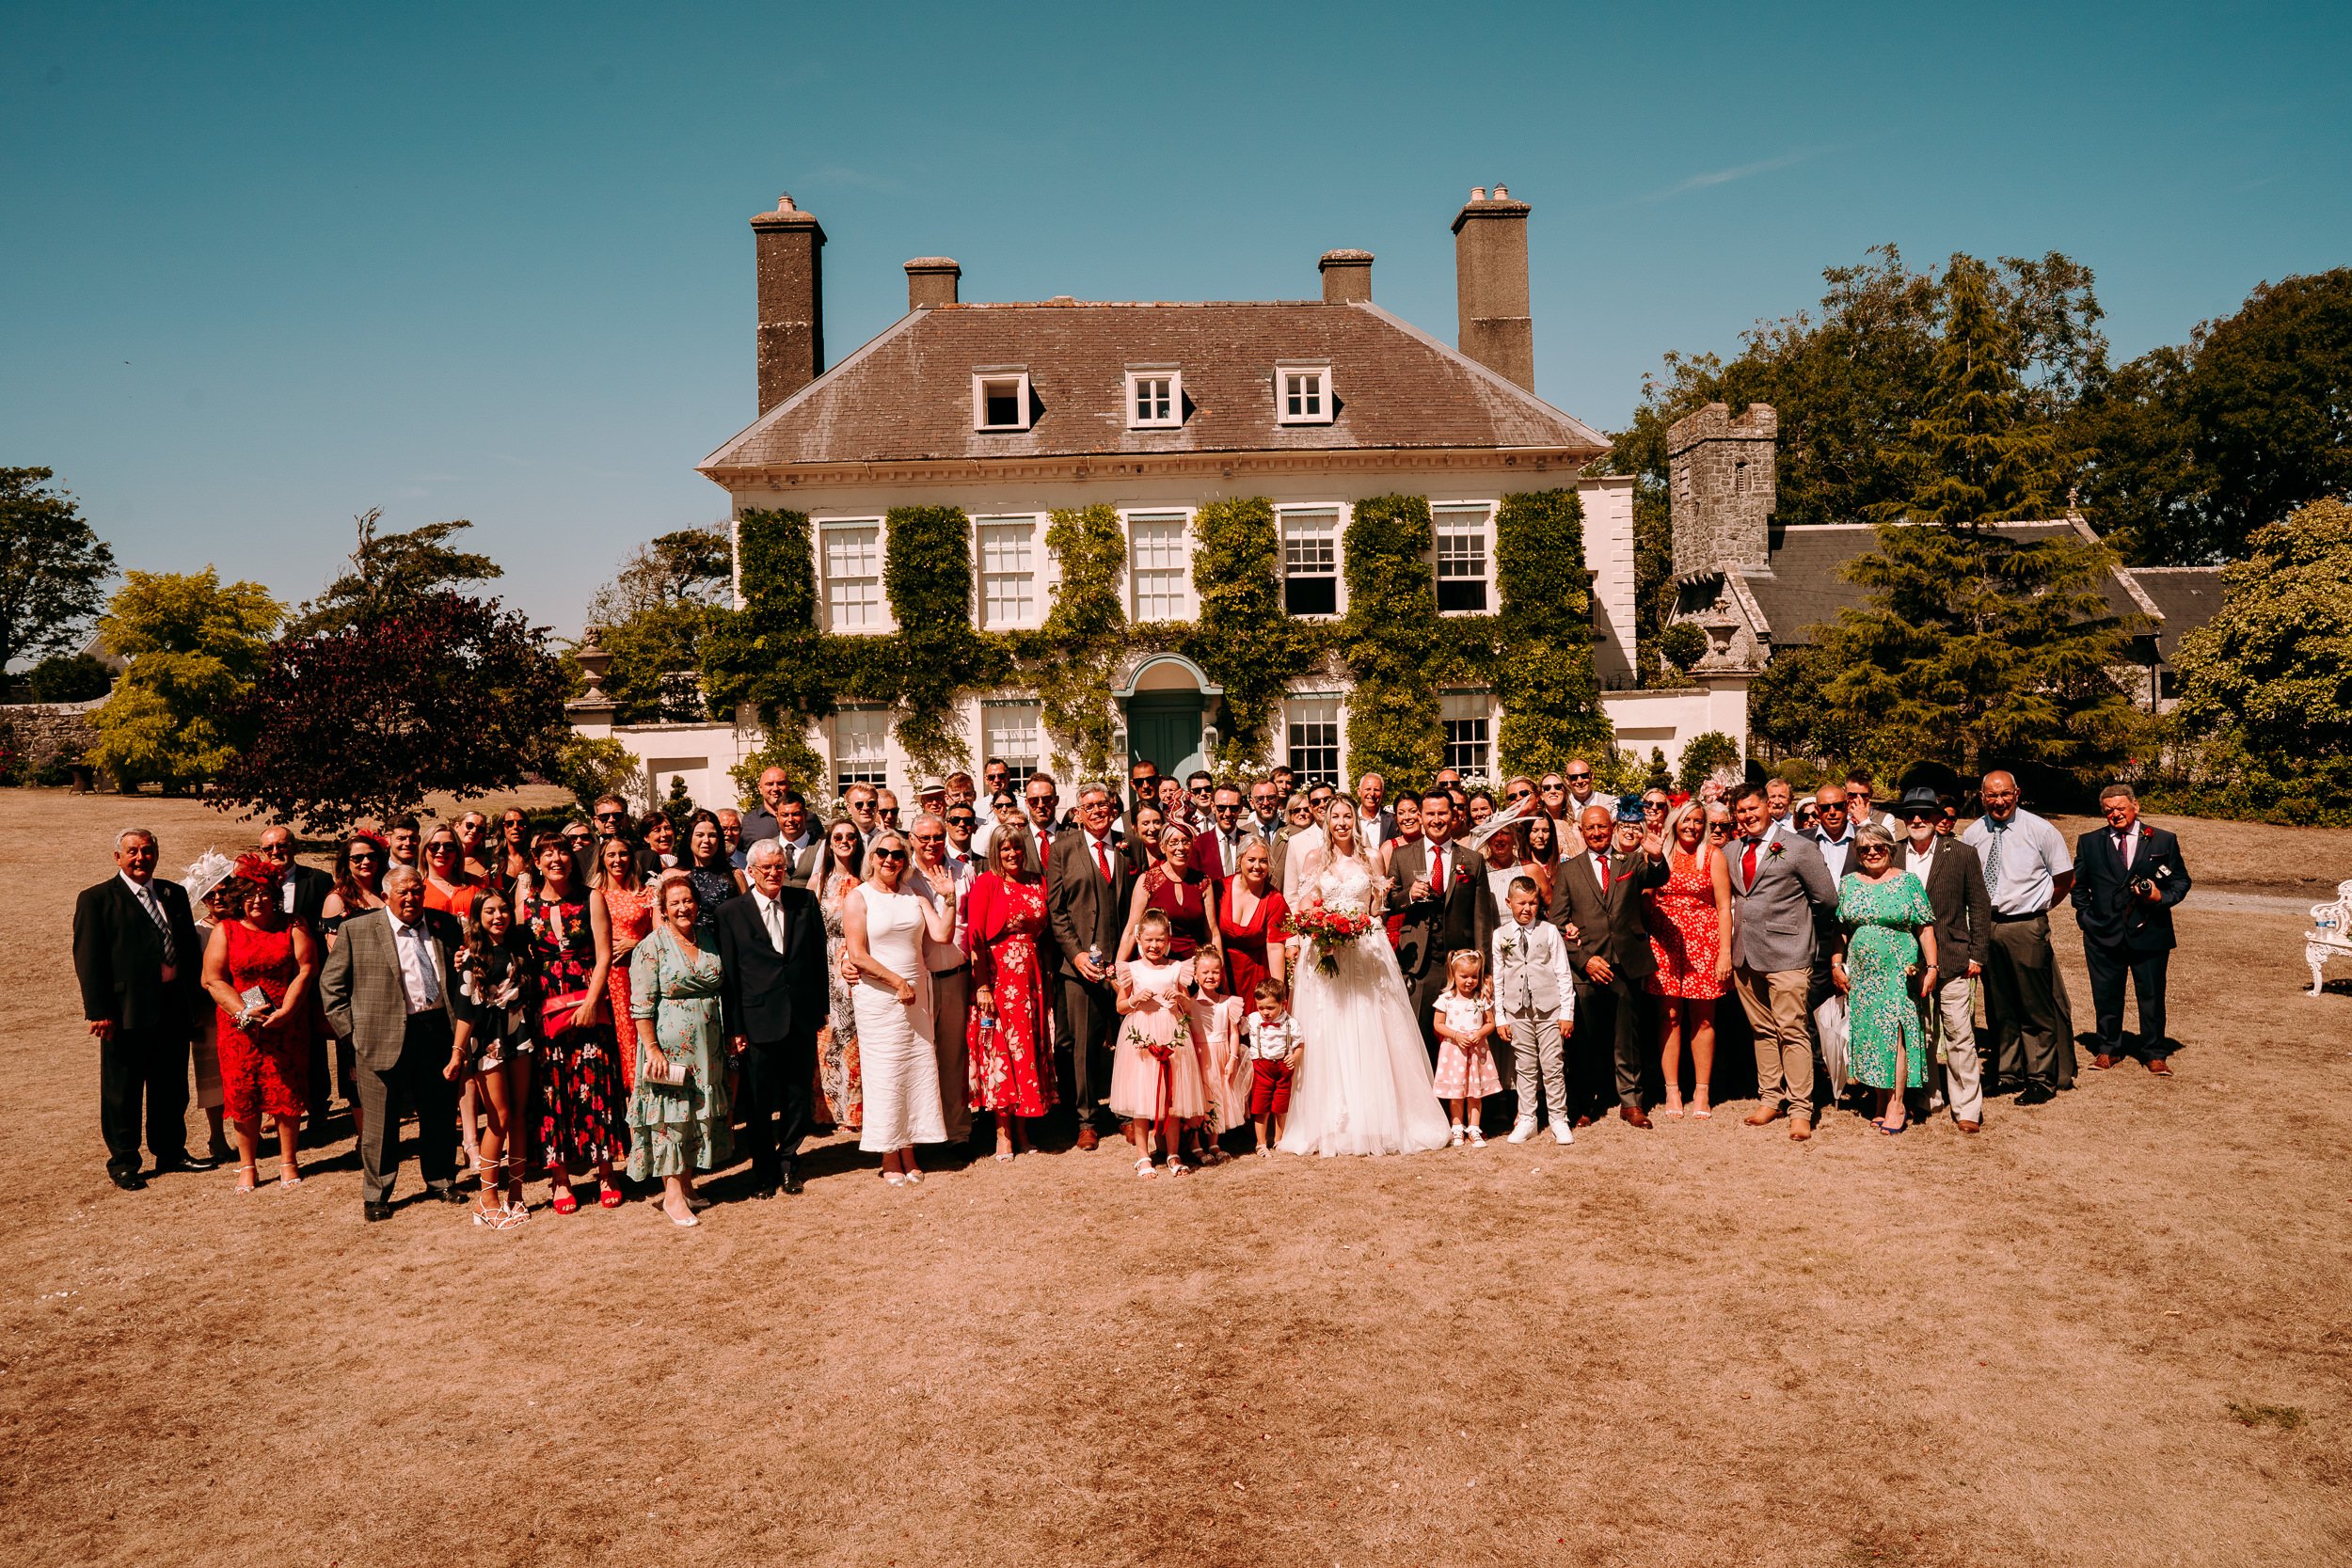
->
xmin=1276 ymin=363 xmax=1333 ymax=425
xmin=1126 ymin=367 xmax=1183 ymax=429
xmin=973 ymin=369 xmax=1033 ymax=432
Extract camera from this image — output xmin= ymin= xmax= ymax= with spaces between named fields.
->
xmin=2128 ymin=876 xmax=2156 ymax=899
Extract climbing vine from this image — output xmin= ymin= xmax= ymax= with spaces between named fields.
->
xmin=1492 ymin=487 xmax=1613 ymax=773
xmin=883 ymin=504 xmax=1006 ymax=772
xmin=1033 ymin=503 xmax=1129 ymax=779
xmin=1338 ymin=493 xmax=1447 ymax=779
xmin=1184 ymin=497 xmax=1329 ymax=766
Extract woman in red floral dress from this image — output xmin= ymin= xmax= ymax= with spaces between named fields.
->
xmin=201 ymin=854 xmax=319 ymax=1191
xmin=965 ymin=825 xmax=1057 ymax=1158
xmin=523 ymin=833 xmax=626 ymax=1213
xmin=1644 ymin=802 xmax=1734 ymax=1119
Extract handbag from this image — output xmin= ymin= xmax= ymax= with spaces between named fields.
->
xmin=643 ymin=1052 xmax=691 ymax=1088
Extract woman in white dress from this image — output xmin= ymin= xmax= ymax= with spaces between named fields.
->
xmin=1279 ymin=800 xmax=1453 ymax=1157
xmin=843 ymin=831 xmax=958 ymax=1186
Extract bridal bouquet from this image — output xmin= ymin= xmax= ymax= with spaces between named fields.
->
xmin=1285 ymin=895 xmax=1375 ymax=977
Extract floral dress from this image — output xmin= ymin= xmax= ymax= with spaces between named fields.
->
xmin=524 ymin=891 xmax=628 ymax=1169
xmin=1837 ymin=871 xmax=1936 ymax=1090
xmin=1645 ymin=846 xmax=1725 ymax=1000
xmin=625 ymin=927 xmax=734 ymax=1180
xmin=964 ymin=872 xmax=1057 ymax=1117
xmin=817 ymin=875 xmax=864 ymax=1131
xmin=600 ymin=881 xmax=656 ymax=1091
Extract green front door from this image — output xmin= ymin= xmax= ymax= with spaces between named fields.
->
xmin=1126 ymin=693 xmax=1203 ymax=777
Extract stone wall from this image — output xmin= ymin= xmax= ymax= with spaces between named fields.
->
xmin=1667 ymin=402 xmax=1777 ymax=577
xmin=0 ymin=698 xmax=103 ymax=782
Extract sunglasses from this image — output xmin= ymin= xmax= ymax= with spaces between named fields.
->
xmin=913 ymin=832 xmax=944 ymax=844
xmin=1212 ymin=802 xmax=1239 ymax=814
xmin=1190 ymin=785 xmax=1213 ymax=797
xmin=349 ymin=850 xmax=379 ymax=863
xmin=595 ymin=811 xmax=628 ymax=822
xmin=946 ymin=815 xmax=977 ymax=827
xmin=872 ymin=847 xmax=908 ymax=863
xmin=1506 ymin=789 xmax=1533 ymax=802
xmin=426 ymin=843 xmax=457 ymax=854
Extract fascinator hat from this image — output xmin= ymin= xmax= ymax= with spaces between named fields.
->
xmin=182 ymin=848 xmax=237 ymax=904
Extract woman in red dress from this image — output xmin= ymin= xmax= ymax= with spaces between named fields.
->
xmin=964 ymin=824 xmax=1057 ymax=1159
xmin=1216 ymin=839 xmax=1289 ymax=1002
xmin=595 ymin=835 xmax=656 ymax=1092
xmin=1644 ymin=802 xmax=1735 ymax=1119
xmin=1116 ymin=823 xmax=1221 ymax=965
xmin=201 ymin=853 xmax=320 ymax=1191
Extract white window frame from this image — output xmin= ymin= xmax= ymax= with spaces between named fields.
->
xmin=1439 ymin=689 xmax=1497 ymax=779
xmin=1275 ymin=362 xmax=1334 ymax=425
xmin=972 ymin=367 xmax=1034 ymax=432
xmin=1431 ymin=501 xmax=1495 ymax=616
xmin=981 ymin=698 xmax=1044 ymax=789
xmin=1283 ymin=693 xmax=1344 ymax=789
xmin=831 ymin=705 xmax=893 ymax=798
xmin=1124 ymin=366 xmax=1184 ymax=429
xmin=818 ymin=517 xmax=886 ymax=635
xmin=972 ymin=514 xmax=1044 ymax=630
xmin=1124 ymin=510 xmax=1196 ymax=623
xmin=1278 ymin=504 xmax=1344 ymax=620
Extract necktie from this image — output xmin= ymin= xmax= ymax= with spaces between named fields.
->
xmin=1741 ymin=837 xmax=1759 ymax=887
xmin=2114 ymin=832 xmax=2132 ymax=869
xmin=137 ymin=883 xmax=177 ymax=966
xmin=1984 ymin=821 xmax=2006 ymax=896
xmin=1600 ymin=851 xmax=1613 ymax=891
xmin=1094 ymin=840 xmax=1113 ymax=883
xmin=400 ymin=922 xmax=439 ymax=1006
xmin=779 ymin=842 xmax=798 ymax=879
xmin=762 ymin=896 xmax=786 ymax=953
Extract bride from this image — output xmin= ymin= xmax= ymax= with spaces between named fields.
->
xmin=1279 ymin=800 xmax=1454 ymax=1157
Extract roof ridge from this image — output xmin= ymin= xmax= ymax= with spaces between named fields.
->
xmin=1347 ymin=300 xmax=1610 ymax=452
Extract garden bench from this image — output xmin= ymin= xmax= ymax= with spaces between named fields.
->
xmin=2309 ymin=879 xmax=2352 ymax=995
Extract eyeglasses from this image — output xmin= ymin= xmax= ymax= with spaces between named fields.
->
xmin=1212 ymin=802 xmax=1239 ymax=816
xmin=1190 ymin=784 xmax=1213 ymax=798
xmin=872 ymin=847 xmax=907 ymax=862
xmin=1506 ymin=789 xmax=1534 ymax=802
xmin=595 ymin=811 xmax=628 ymax=822
xmin=912 ymin=832 xmax=944 ymax=844
xmin=426 ymin=843 xmax=457 ymax=855
xmin=1565 ymin=772 xmax=1591 ymax=783
xmin=946 ymin=814 xmax=977 ymax=828
xmin=1288 ymin=807 xmax=1312 ymax=820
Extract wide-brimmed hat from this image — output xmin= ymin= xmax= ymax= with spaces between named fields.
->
xmin=1893 ymin=784 xmax=1944 ymax=819
xmin=182 ymin=848 xmax=235 ymax=904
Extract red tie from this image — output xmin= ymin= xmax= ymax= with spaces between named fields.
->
xmin=1095 ymin=841 xmax=1113 ymax=882
xmin=1742 ymin=838 xmax=1759 ymax=886
xmin=1601 ymin=852 xmax=1613 ymax=891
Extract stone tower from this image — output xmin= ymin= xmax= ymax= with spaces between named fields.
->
xmin=1666 ymin=402 xmax=1777 ymax=576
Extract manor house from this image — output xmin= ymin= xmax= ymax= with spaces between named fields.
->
xmin=578 ymin=187 xmax=1751 ymax=806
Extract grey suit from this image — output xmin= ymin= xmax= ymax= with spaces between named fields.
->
xmin=1046 ymin=828 xmax=1130 ymax=1130
xmin=1726 ymin=832 xmax=1838 ymax=1117
xmin=320 ymin=907 xmax=464 ymax=1207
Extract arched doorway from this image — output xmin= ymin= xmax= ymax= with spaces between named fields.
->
xmin=1113 ymin=653 xmax=1223 ymax=778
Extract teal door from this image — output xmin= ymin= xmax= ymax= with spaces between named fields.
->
xmin=1127 ymin=693 xmax=1203 ymax=777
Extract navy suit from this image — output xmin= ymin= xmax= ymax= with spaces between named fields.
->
xmin=2070 ymin=822 xmax=2190 ymax=1058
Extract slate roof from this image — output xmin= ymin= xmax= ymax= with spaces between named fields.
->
xmin=701 ymin=300 xmax=1610 ymax=474
xmin=2129 ymin=565 xmax=2227 ymax=660
xmin=1742 ymin=522 xmax=2157 ymax=648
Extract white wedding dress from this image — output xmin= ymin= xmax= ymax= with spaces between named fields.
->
xmin=1278 ymin=856 xmax=1453 ymax=1157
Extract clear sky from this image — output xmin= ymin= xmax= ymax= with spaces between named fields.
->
xmin=5 ymin=1 xmax=2346 ymax=638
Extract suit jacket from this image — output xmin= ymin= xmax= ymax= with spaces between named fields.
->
xmin=1904 ymin=837 xmax=1992 ymax=971
xmin=713 ymin=887 xmax=829 ymax=1045
xmin=2070 ymin=824 xmax=2189 ymax=953
xmin=73 ymin=875 xmax=204 ymax=1034
xmin=1192 ymin=827 xmax=1261 ymax=887
xmin=319 ymin=907 xmax=464 ymax=1070
xmin=1724 ymin=832 xmax=1838 ymax=974
xmin=287 ymin=863 xmax=335 ymax=928
xmin=1046 ymin=828 xmax=1132 ymax=980
xmin=1549 ymin=847 xmax=1670 ymax=981
xmin=1384 ymin=836 xmax=1492 ymax=982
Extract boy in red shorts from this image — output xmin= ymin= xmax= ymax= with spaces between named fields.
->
xmin=1243 ymin=978 xmax=1302 ymax=1156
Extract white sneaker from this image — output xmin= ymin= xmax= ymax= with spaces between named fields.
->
xmin=1448 ymin=1124 xmax=1465 ymax=1147
xmin=1465 ymin=1126 xmax=1486 ymax=1147
xmin=1552 ymin=1123 xmax=1576 ymax=1146
xmin=1507 ymin=1119 xmax=1538 ymax=1144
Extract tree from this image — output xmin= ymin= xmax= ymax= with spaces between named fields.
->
xmin=701 ymin=508 xmax=836 ymax=780
xmin=213 ymin=592 xmax=569 ymax=833
xmin=583 ymin=524 xmax=733 ymax=722
xmin=291 ymin=507 xmax=503 ymax=636
xmin=0 ymin=467 xmax=117 ymax=673
xmin=87 ymin=569 xmax=283 ymax=793
xmin=1883 ymin=254 xmax=2060 ymax=526
xmin=25 ymin=652 xmax=113 ymax=703
xmin=2170 ymin=498 xmax=2352 ymax=824
xmin=1676 ymin=731 xmax=1740 ymax=793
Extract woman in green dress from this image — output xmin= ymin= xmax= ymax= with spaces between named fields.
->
xmin=1830 ymin=823 xmax=1939 ymax=1135
xmin=628 ymin=872 xmax=734 ymax=1226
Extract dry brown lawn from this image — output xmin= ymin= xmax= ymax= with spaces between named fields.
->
xmin=4 ymin=790 xmax=2348 ymax=1567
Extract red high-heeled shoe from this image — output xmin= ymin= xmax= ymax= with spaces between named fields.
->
xmin=597 ymin=1180 xmax=625 ymax=1209
xmin=551 ymin=1183 xmax=580 ymax=1215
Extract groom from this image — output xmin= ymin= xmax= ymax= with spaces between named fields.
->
xmin=1386 ymin=789 xmax=1494 ymax=1066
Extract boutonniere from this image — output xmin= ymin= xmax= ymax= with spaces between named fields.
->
xmin=1766 ymin=841 xmax=1786 ymax=860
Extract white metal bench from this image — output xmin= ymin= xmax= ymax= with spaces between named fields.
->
xmin=2308 ymin=879 xmax=2352 ymax=995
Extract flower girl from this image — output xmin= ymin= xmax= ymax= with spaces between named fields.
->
xmin=1431 ymin=949 xmax=1499 ymax=1146
xmin=1112 ymin=911 xmax=1208 ymax=1178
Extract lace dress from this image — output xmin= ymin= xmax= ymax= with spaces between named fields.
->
xmin=817 ymin=875 xmax=863 ymax=1131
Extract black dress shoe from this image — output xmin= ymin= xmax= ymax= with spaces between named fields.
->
xmin=2016 ymin=1085 xmax=2057 ymax=1106
xmin=363 ymin=1201 xmax=394 ymax=1222
xmin=109 ymin=1169 xmax=147 ymax=1192
xmin=430 ymin=1184 xmax=469 ymax=1203
xmin=165 ymin=1149 xmax=219 ymax=1172
xmin=781 ymin=1164 xmax=804 ymax=1196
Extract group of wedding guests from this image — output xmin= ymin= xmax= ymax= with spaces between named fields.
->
xmin=70 ymin=751 xmax=2191 ymax=1216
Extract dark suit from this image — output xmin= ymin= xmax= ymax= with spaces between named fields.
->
xmin=73 ymin=874 xmax=203 ymax=1177
xmin=715 ymin=886 xmax=829 ymax=1182
xmin=1046 ymin=828 xmax=1131 ymax=1130
xmin=285 ymin=863 xmax=335 ymax=928
xmin=2070 ymin=823 xmax=2189 ymax=1058
xmin=1549 ymin=846 xmax=1670 ymax=1115
xmin=1385 ymin=837 xmax=1494 ymax=1063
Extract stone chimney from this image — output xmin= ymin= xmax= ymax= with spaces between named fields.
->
xmin=1450 ymin=183 xmax=1534 ymax=392
xmin=905 ymin=256 xmax=961 ymax=309
xmin=752 ymin=194 xmax=826 ymax=415
xmin=1319 ymin=248 xmax=1374 ymax=304
xmin=1666 ymin=402 xmax=1778 ymax=576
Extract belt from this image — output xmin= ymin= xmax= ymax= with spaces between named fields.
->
xmin=930 ymin=962 xmax=969 ymax=977
xmin=1991 ymin=909 xmax=2047 ymax=924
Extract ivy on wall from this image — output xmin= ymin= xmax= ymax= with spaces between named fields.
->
xmin=882 ymin=504 xmax=1007 ymax=772
xmin=1184 ymin=497 xmax=1329 ymax=766
xmin=1338 ymin=493 xmax=1448 ymax=780
xmin=1033 ymin=503 xmax=1128 ymax=779
xmin=1492 ymin=487 xmax=1613 ymax=773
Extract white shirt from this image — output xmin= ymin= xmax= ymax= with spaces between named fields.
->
xmin=1356 ymin=807 xmax=1390 ymax=849
xmin=1903 ymin=839 xmax=1939 ymax=881
xmin=1488 ymin=918 xmax=1578 ymax=1019
xmin=1814 ymin=828 xmax=1857 ymax=882
xmin=1961 ymin=808 xmax=2073 ymax=917
xmin=752 ymin=888 xmax=790 ymax=953
xmin=1565 ymin=790 xmax=1619 ymax=823
xmin=1080 ymin=831 xmax=1119 ymax=880
xmin=389 ymin=913 xmax=441 ymax=1014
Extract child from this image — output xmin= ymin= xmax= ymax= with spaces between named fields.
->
xmin=446 ymin=886 xmax=538 ymax=1226
xmin=1111 ymin=911 xmax=1208 ymax=1178
xmin=1492 ymin=876 xmax=1577 ymax=1146
xmin=1431 ymin=949 xmax=1499 ymax=1145
xmin=1241 ymin=978 xmax=1302 ymax=1157
xmin=1190 ymin=948 xmax=1246 ymax=1164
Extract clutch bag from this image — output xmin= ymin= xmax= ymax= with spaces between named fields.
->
xmin=644 ymin=1053 xmax=691 ymax=1088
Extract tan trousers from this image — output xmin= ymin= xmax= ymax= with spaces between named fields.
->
xmin=1919 ymin=973 xmax=1982 ymax=1123
xmin=1737 ymin=965 xmax=1814 ymax=1117
xmin=930 ymin=966 xmax=972 ymax=1141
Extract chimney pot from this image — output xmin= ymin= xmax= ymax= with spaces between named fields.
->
xmin=752 ymin=192 xmax=826 ymax=413
xmin=1492 ymin=182 xmax=1509 ymax=199
xmin=904 ymin=256 xmax=961 ymax=310
xmin=1451 ymin=184 xmax=1535 ymax=392
xmin=1318 ymin=248 xmax=1375 ymax=304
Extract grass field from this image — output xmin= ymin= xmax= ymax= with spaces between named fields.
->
xmin=5 ymin=791 xmax=2347 ymax=1566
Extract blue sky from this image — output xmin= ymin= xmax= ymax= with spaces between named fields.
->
xmin=5 ymin=1 xmax=2346 ymax=639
